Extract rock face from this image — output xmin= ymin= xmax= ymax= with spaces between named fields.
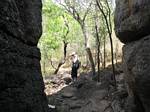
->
xmin=0 ymin=0 xmax=48 ymax=112
xmin=123 ymin=36 xmax=150 ymax=112
xmin=115 ymin=0 xmax=150 ymax=112
xmin=115 ymin=0 xmax=150 ymax=43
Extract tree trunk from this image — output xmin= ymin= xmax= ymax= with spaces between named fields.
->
xmin=108 ymin=32 xmax=116 ymax=86
xmin=94 ymin=49 xmax=97 ymax=67
xmin=103 ymin=36 xmax=106 ymax=69
xmin=86 ymin=48 xmax=96 ymax=75
xmin=96 ymin=39 xmax=100 ymax=82
xmin=94 ymin=15 xmax=101 ymax=82
xmin=82 ymin=25 xmax=95 ymax=76
xmin=64 ymin=41 xmax=68 ymax=59
xmin=54 ymin=60 xmax=66 ymax=74
xmin=115 ymin=43 xmax=119 ymax=66
xmin=54 ymin=41 xmax=68 ymax=74
xmin=96 ymin=0 xmax=116 ymax=86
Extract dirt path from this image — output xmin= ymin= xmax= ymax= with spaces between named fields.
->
xmin=44 ymin=66 xmax=128 ymax=112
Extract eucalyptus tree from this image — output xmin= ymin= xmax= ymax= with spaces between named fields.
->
xmin=57 ymin=0 xmax=96 ymax=75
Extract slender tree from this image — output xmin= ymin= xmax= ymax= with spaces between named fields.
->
xmin=94 ymin=19 xmax=101 ymax=82
xmin=96 ymin=0 xmax=116 ymax=86
xmin=103 ymin=34 xmax=106 ymax=69
xmin=54 ymin=15 xmax=70 ymax=74
xmin=93 ymin=4 xmax=101 ymax=82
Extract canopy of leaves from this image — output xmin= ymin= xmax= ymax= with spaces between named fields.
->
xmin=38 ymin=0 xmax=116 ymax=75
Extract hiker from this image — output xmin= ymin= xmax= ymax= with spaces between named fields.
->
xmin=70 ymin=52 xmax=80 ymax=81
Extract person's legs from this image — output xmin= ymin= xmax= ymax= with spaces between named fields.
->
xmin=74 ymin=71 xmax=77 ymax=81
xmin=71 ymin=69 xmax=77 ymax=82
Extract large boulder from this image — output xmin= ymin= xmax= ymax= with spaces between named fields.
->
xmin=0 ymin=0 xmax=48 ymax=112
xmin=115 ymin=0 xmax=150 ymax=112
xmin=115 ymin=0 xmax=150 ymax=43
xmin=123 ymin=35 xmax=150 ymax=112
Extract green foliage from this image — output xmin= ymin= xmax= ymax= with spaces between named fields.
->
xmin=38 ymin=0 xmax=84 ymax=75
xmin=40 ymin=0 xmax=83 ymax=53
xmin=38 ymin=0 xmax=116 ymax=76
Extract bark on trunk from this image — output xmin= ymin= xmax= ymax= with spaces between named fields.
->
xmin=81 ymin=25 xmax=95 ymax=76
xmin=86 ymin=48 xmax=96 ymax=76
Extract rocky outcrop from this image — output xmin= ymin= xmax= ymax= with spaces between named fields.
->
xmin=0 ymin=0 xmax=48 ymax=112
xmin=115 ymin=0 xmax=150 ymax=112
xmin=123 ymin=36 xmax=150 ymax=112
xmin=115 ymin=0 xmax=150 ymax=43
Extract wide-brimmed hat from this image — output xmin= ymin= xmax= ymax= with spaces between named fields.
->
xmin=71 ymin=52 xmax=76 ymax=56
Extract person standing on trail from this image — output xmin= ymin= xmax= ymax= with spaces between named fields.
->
xmin=70 ymin=52 xmax=80 ymax=82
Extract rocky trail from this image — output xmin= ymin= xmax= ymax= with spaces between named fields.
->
xmin=44 ymin=65 xmax=128 ymax=112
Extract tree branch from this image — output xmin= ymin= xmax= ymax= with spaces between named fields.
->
xmin=82 ymin=1 xmax=92 ymax=22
